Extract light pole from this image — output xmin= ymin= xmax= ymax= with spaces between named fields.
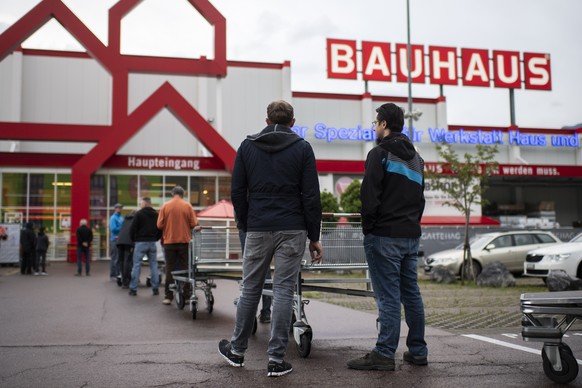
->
xmin=406 ymin=0 xmax=413 ymax=141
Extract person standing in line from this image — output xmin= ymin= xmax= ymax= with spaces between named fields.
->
xmin=75 ymin=219 xmax=93 ymax=276
xmin=35 ymin=226 xmax=50 ymax=275
xmin=219 ymin=100 xmax=323 ymax=378
xmin=347 ymin=103 xmax=428 ymax=371
xmin=128 ymin=197 xmax=162 ymax=297
xmin=109 ymin=203 xmax=124 ymax=281
xmin=20 ymin=222 xmax=37 ymax=275
xmin=156 ymin=186 xmax=197 ymax=305
xmin=116 ymin=211 xmax=136 ymax=289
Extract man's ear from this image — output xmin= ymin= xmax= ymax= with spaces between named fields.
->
xmin=289 ymin=118 xmax=296 ymax=127
xmin=266 ymin=118 xmax=271 ymax=125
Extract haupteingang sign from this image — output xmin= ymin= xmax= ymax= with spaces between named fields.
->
xmin=326 ymin=38 xmax=552 ymax=90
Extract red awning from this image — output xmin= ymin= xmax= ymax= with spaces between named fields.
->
xmin=421 ymin=216 xmax=500 ymax=226
xmin=196 ymin=199 xmax=234 ymax=218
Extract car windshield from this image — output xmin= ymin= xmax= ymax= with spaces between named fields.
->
xmin=454 ymin=234 xmax=495 ymax=250
xmin=570 ymin=233 xmax=582 ymax=243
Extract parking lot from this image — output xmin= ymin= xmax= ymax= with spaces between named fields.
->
xmin=0 ymin=261 xmax=581 ymax=387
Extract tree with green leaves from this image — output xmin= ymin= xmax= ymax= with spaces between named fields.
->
xmin=321 ymin=190 xmax=340 ymax=213
xmin=340 ymin=180 xmax=362 ymax=214
xmin=425 ymin=143 xmax=499 ymax=284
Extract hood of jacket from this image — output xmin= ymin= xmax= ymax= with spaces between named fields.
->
xmin=246 ymin=124 xmax=302 ymax=153
xmin=139 ymin=207 xmax=157 ymax=218
xmin=378 ymin=132 xmax=416 ymax=161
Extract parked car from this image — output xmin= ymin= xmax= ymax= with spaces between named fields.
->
xmin=424 ymin=230 xmax=561 ymax=277
xmin=524 ymin=232 xmax=582 ymax=280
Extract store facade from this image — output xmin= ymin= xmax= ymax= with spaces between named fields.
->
xmin=1 ymin=0 xmax=581 ymax=260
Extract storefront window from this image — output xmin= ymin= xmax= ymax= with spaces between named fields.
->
xmin=51 ymin=174 xmax=72 ymax=259
xmin=190 ymin=176 xmax=216 ymax=209
xmin=109 ymin=174 xmax=138 ymax=208
xmin=218 ymin=176 xmax=231 ymax=201
xmin=165 ymin=176 xmax=188 ymax=205
xmin=90 ymin=175 xmax=108 ymax=258
xmin=28 ymin=173 xmax=57 ymax=257
xmin=138 ymin=175 xmax=164 ymax=208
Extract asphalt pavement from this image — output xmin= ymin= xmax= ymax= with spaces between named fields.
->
xmin=0 ymin=261 xmax=581 ymax=387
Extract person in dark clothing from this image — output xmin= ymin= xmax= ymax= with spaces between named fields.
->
xmin=219 ymin=100 xmax=323 ymax=377
xmin=36 ymin=226 xmax=50 ymax=275
xmin=20 ymin=222 xmax=37 ymax=275
xmin=128 ymin=197 xmax=162 ymax=296
xmin=348 ymin=103 xmax=427 ymax=371
xmin=75 ymin=219 xmax=93 ymax=276
xmin=117 ymin=211 xmax=136 ymax=288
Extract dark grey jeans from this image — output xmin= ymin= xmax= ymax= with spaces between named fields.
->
xmin=230 ymin=230 xmax=307 ymax=362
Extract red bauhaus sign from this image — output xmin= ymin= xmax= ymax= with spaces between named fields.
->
xmin=327 ymin=38 xmax=551 ymax=90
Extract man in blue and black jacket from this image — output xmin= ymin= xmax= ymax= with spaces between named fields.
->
xmin=219 ymin=100 xmax=323 ymax=378
xmin=348 ymin=103 xmax=428 ymax=371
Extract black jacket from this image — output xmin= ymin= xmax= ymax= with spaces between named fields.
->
xmin=231 ymin=124 xmax=322 ymax=242
xmin=76 ymin=225 xmax=93 ymax=247
xmin=117 ymin=212 xmax=135 ymax=246
xmin=360 ymin=132 xmax=425 ymax=238
xmin=20 ymin=223 xmax=37 ymax=253
xmin=36 ymin=232 xmax=50 ymax=251
xmin=130 ymin=206 xmax=162 ymax=242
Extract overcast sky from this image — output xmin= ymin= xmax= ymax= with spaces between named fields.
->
xmin=1 ymin=0 xmax=580 ymax=129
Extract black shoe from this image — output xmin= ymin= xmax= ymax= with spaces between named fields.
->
xmin=153 ymin=288 xmax=159 ymax=296
xmin=86 ymin=273 xmax=90 ymax=276
xmin=259 ymin=313 xmax=271 ymax=323
xmin=128 ymin=289 xmax=137 ymax=296
xmin=218 ymin=339 xmax=244 ymax=367
xmin=347 ymin=351 xmax=395 ymax=371
xmin=122 ymin=285 xmax=129 ymax=289
xmin=267 ymin=360 xmax=293 ymax=377
xmin=403 ymin=351 xmax=428 ymax=366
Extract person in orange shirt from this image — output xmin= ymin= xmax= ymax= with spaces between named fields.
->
xmin=156 ymin=186 xmax=197 ymax=305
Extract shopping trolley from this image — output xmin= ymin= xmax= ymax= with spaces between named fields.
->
xmin=521 ymin=290 xmax=582 ymax=384
xmin=171 ymin=226 xmax=244 ymax=320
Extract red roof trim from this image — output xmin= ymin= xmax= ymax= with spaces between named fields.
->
xmin=421 ymin=216 xmax=500 ymax=226
xmin=228 ymin=60 xmax=286 ymax=69
xmin=21 ymin=48 xmax=90 ymax=58
xmin=293 ymin=91 xmax=438 ymax=104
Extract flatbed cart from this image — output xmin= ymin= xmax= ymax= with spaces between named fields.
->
xmin=521 ymin=290 xmax=582 ymax=384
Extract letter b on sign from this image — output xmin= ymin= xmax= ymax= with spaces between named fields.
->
xmin=327 ymin=38 xmax=357 ymax=79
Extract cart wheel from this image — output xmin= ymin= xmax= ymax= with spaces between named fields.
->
xmin=560 ymin=343 xmax=574 ymax=357
xmin=175 ymin=292 xmax=185 ymax=310
xmin=207 ymin=294 xmax=214 ymax=314
xmin=146 ymin=278 xmax=151 ymax=288
xmin=290 ymin=312 xmax=297 ymax=334
xmin=296 ymin=331 xmax=312 ymax=358
xmin=252 ymin=317 xmax=258 ymax=335
xmin=542 ymin=345 xmax=579 ymax=384
xmin=192 ymin=302 xmax=197 ymax=320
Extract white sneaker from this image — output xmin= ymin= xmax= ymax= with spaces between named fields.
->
xmin=41 ymin=272 xmax=48 ymax=276
xmin=33 ymin=272 xmax=40 ymax=276
xmin=162 ymin=298 xmax=172 ymax=305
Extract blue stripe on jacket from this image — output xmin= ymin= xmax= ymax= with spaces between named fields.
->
xmin=384 ymin=160 xmax=423 ymax=186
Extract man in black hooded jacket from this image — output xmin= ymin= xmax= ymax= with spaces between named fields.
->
xmin=348 ymin=103 xmax=428 ymax=371
xmin=219 ymin=100 xmax=323 ymax=377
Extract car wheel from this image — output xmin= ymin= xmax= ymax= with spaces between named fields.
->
xmin=461 ymin=260 xmax=482 ymax=280
xmin=577 ymin=263 xmax=582 ymax=279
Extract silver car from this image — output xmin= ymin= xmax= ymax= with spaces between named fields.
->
xmin=424 ymin=230 xmax=561 ymax=277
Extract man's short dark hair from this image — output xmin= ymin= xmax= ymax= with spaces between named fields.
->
xmin=376 ymin=103 xmax=404 ymax=133
xmin=171 ymin=186 xmax=185 ymax=197
xmin=267 ymin=100 xmax=294 ymax=125
xmin=141 ymin=197 xmax=151 ymax=205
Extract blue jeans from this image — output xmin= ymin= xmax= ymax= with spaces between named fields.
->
xmin=130 ymin=241 xmax=159 ymax=291
xmin=110 ymin=241 xmax=119 ymax=277
xmin=231 ymin=230 xmax=307 ymax=362
xmin=77 ymin=246 xmax=90 ymax=274
xmin=239 ymin=229 xmax=272 ymax=316
xmin=364 ymin=234 xmax=427 ymax=359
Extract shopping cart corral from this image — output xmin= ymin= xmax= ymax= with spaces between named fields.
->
xmin=521 ymin=290 xmax=582 ymax=384
xmin=171 ymin=214 xmax=376 ymax=357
